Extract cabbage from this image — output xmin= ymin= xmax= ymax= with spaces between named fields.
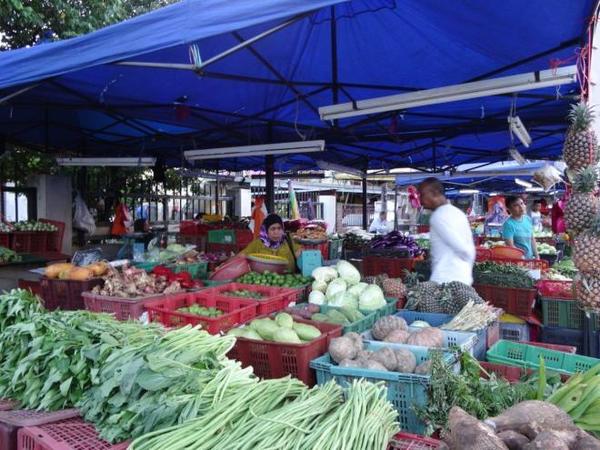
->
xmin=336 ymin=260 xmax=361 ymax=286
xmin=312 ymin=279 xmax=328 ymax=293
xmin=327 ymin=291 xmax=358 ymax=309
xmin=348 ymin=282 xmax=368 ymax=297
xmin=312 ymin=266 xmax=338 ymax=283
xmin=326 ymin=278 xmax=347 ymax=300
xmin=359 ymin=284 xmax=386 ymax=311
xmin=308 ymin=290 xmax=326 ymax=305
xmin=410 ymin=320 xmax=431 ymax=328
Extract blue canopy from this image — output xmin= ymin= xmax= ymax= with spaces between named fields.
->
xmin=0 ymin=0 xmax=595 ymax=171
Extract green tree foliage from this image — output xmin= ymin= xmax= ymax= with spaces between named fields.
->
xmin=0 ymin=0 xmax=176 ymax=50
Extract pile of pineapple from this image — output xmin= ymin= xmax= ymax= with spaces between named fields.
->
xmin=563 ymin=103 xmax=600 ymax=312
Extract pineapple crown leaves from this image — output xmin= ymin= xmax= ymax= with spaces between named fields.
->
xmin=568 ymin=102 xmax=595 ymax=132
xmin=572 ymin=166 xmax=599 ymax=193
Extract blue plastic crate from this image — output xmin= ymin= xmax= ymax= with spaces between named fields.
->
xmin=298 ymin=250 xmax=322 ymax=277
xmin=310 ymin=342 xmax=458 ymax=434
xmin=361 ymin=327 xmax=477 ymax=356
xmin=395 ymin=310 xmax=499 ymax=360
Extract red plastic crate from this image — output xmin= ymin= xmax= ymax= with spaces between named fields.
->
xmin=0 ymin=401 xmax=16 ymax=412
xmin=82 ymin=292 xmax=164 ymax=320
xmin=11 ymin=233 xmax=48 ymax=254
xmin=235 ymin=229 xmax=253 ymax=249
xmin=362 ymin=256 xmax=418 ymax=279
xmin=473 ymin=284 xmax=537 ymax=317
xmin=388 ymin=432 xmax=444 ymax=449
xmin=40 ymin=278 xmax=104 ymax=311
xmin=198 ymin=282 xmax=298 ymax=315
xmin=145 ymin=292 xmax=258 ymax=333
xmin=537 ymin=280 xmax=574 ymax=300
xmin=17 ymin=418 xmax=128 ymax=450
xmin=0 ymin=234 xmax=10 ymax=249
xmin=206 ymin=243 xmax=237 ymax=254
xmin=0 ymin=409 xmax=78 ymax=450
xmin=39 ymin=220 xmax=65 ymax=253
xmin=17 ymin=280 xmax=42 ymax=299
xmin=475 ymin=247 xmax=492 ymax=261
xmin=227 ymin=317 xmax=342 ymax=386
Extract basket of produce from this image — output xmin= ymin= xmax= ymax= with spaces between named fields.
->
xmin=145 ymin=291 xmax=258 ymax=333
xmin=0 ymin=247 xmax=20 ymax=265
xmin=166 ymin=251 xmax=209 ymax=279
xmin=82 ymin=265 xmax=184 ymax=320
xmin=473 ymin=284 xmax=537 ymax=318
xmin=388 ymin=432 xmax=445 ymax=449
xmin=397 ymin=302 xmax=501 ymax=360
xmin=246 ymin=253 xmax=289 ymax=274
xmin=41 ymin=262 xmax=109 ymax=310
xmin=367 ymin=231 xmax=424 ymax=258
xmin=292 ymin=225 xmax=328 ymax=244
xmin=284 ymin=303 xmax=378 ymax=334
xmin=538 ymin=278 xmax=574 ymax=299
xmin=310 ymin=338 xmax=458 ymax=434
xmin=361 ymin=315 xmax=478 ymax=356
xmin=198 ymin=282 xmax=299 ymax=315
xmin=236 ymin=271 xmax=313 ymax=302
xmin=17 ymin=417 xmax=129 ymax=450
xmin=486 ymin=339 xmax=600 ymax=375
xmin=227 ymin=312 xmax=342 ymax=386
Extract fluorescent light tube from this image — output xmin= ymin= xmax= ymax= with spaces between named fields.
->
xmin=508 ymin=116 xmax=532 ymax=148
xmin=525 ymin=187 xmax=544 ymax=192
xmin=488 ymin=192 xmax=499 ymax=196
xmin=319 ymin=66 xmax=577 ymax=120
xmin=185 ymin=140 xmax=325 ymax=160
xmin=316 ymin=160 xmax=365 ymax=177
xmin=459 ymin=189 xmax=480 ymax=194
xmin=56 ymin=157 xmax=156 ymax=167
xmin=515 ymin=178 xmax=533 ymax=188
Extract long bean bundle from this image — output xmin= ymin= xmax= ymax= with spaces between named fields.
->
xmin=128 ymin=377 xmax=307 ymax=450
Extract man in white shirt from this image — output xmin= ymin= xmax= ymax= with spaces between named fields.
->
xmin=369 ymin=211 xmax=389 ymax=234
xmin=417 ymin=178 xmax=475 ymax=285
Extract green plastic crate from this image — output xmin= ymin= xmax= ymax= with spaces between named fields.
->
xmin=486 ymin=340 xmax=600 ymax=375
xmin=328 ymin=239 xmax=344 ymax=260
xmin=168 ymin=261 xmax=208 ymax=279
xmin=132 ymin=261 xmax=161 ymax=272
xmin=310 ymin=342 xmax=458 ymax=434
xmin=208 ymin=229 xmax=236 ymax=244
xmin=541 ymin=297 xmax=585 ymax=329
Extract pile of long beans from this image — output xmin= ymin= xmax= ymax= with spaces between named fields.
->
xmin=129 ymin=379 xmax=399 ymax=450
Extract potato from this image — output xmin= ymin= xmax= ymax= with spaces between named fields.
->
xmin=414 ymin=360 xmax=433 ymax=375
xmin=372 ymin=316 xmax=408 ymax=340
xmin=406 ymin=327 xmax=444 ymax=348
xmin=384 ymin=329 xmax=410 ymax=344
xmin=393 ymin=348 xmax=417 ymax=373
xmin=369 ymin=347 xmax=397 ymax=371
xmin=329 ymin=336 xmax=358 ymax=364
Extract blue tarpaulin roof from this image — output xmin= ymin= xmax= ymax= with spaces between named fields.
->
xmin=0 ymin=0 xmax=596 ymax=171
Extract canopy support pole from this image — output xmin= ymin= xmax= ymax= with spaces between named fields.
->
xmin=362 ymin=176 xmax=368 ymax=230
xmin=115 ymin=14 xmax=307 ymax=72
xmin=0 ymin=84 xmax=39 ymax=105
xmin=265 ymin=155 xmax=275 ymax=213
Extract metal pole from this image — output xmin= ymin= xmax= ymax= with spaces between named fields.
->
xmin=362 ymin=176 xmax=368 ymax=230
xmin=394 ymin=184 xmax=399 ymax=231
xmin=265 ymin=156 xmax=275 ymax=213
xmin=215 ymin=172 xmax=220 ymax=215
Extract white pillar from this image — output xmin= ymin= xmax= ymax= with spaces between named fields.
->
xmin=318 ymin=195 xmax=337 ymax=233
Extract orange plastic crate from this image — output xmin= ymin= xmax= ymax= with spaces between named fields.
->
xmin=145 ymin=292 xmax=258 ymax=333
xmin=17 ymin=418 xmax=128 ymax=450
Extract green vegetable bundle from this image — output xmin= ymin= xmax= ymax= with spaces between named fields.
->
xmin=0 ymin=289 xmax=44 ymax=332
xmin=13 ymin=221 xmax=57 ymax=232
xmin=473 ymin=262 xmax=535 ymax=289
xmin=0 ymin=247 xmax=21 ymax=264
xmin=79 ymin=325 xmax=240 ymax=442
xmin=0 ymin=311 xmax=159 ymax=411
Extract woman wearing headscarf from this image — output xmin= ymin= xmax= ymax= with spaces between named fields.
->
xmin=240 ymin=213 xmax=302 ymax=273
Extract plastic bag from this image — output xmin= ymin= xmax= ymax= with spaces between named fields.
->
xmin=73 ymin=194 xmax=96 ymax=235
xmin=533 ymin=165 xmax=563 ymax=191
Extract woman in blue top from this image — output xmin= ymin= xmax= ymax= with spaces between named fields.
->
xmin=502 ymin=196 xmax=539 ymax=259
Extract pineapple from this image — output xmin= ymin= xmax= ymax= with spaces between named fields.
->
xmin=573 ymin=213 xmax=600 ymax=275
xmin=564 ymin=166 xmax=599 ymax=234
xmin=575 ymin=273 xmax=600 ymax=313
xmin=563 ymin=103 xmax=599 ymax=170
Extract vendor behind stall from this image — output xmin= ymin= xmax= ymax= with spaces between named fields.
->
xmin=503 ymin=196 xmax=539 ymax=259
xmin=239 ymin=214 xmax=301 ymax=273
